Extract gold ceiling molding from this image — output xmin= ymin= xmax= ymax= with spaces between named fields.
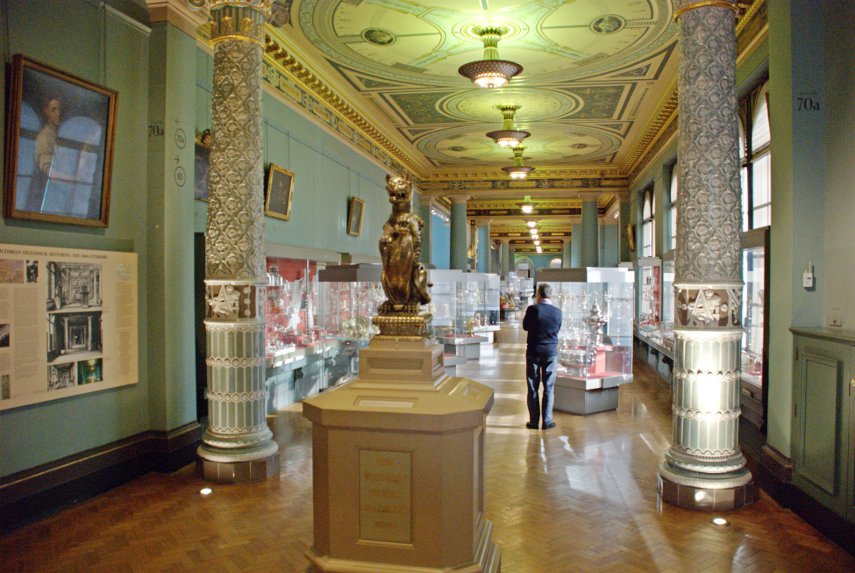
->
xmin=261 ymin=34 xmax=421 ymax=175
xmin=622 ymin=0 xmax=765 ymax=180
xmin=421 ymin=167 xmax=622 ymax=181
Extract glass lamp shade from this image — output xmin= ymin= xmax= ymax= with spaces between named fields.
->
xmin=503 ymin=165 xmax=534 ymax=179
xmin=486 ymin=129 xmax=531 ymax=147
xmin=458 ymin=59 xmax=523 ymax=89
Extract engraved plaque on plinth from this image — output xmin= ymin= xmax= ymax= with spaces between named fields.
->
xmin=359 ymin=449 xmax=412 ymax=544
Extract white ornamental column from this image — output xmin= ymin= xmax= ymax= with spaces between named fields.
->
xmin=195 ymin=0 xmax=279 ymax=482
xmin=658 ymin=0 xmax=753 ymax=510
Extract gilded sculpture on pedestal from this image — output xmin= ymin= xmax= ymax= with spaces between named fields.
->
xmin=374 ymin=174 xmax=432 ymax=339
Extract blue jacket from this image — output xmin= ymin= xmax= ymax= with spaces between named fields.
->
xmin=522 ymin=301 xmax=563 ymax=357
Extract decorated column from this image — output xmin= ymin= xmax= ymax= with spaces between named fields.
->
xmin=658 ymin=0 xmax=753 ymax=510
xmin=449 ymin=195 xmax=469 ymax=270
xmin=500 ymin=238 xmax=511 ymax=276
xmin=562 ymin=239 xmax=572 ymax=268
xmin=580 ymin=192 xmax=599 ymax=267
xmin=195 ymin=0 xmax=279 ymax=481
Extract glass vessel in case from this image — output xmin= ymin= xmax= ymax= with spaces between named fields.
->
xmin=636 ymin=256 xmax=662 ymax=330
xmin=316 ymin=264 xmax=385 ymax=385
xmin=538 ymin=267 xmax=634 ymax=384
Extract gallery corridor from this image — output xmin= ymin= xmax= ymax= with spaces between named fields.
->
xmin=2 ymin=341 xmax=853 ymax=572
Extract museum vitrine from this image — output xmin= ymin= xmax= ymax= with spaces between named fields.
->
xmin=636 ymin=256 xmax=662 ymax=332
xmin=316 ymin=263 xmax=385 ymax=386
xmin=536 ymin=267 xmax=634 ymax=414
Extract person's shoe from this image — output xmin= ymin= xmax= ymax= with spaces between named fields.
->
xmin=542 ymin=422 xmax=556 ymax=430
xmin=525 ymin=422 xmax=539 ymax=429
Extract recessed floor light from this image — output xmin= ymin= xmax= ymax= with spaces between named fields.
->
xmin=200 ymin=487 xmax=213 ymax=496
xmin=711 ymin=517 xmax=730 ymax=526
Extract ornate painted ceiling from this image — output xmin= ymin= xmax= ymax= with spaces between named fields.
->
xmin=254 ymin=0 xmax=761 ymax=250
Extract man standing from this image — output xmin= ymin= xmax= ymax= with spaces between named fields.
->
xmin=522 ymin=283 xmax=562 ymax=430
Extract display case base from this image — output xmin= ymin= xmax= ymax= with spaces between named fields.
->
xmin=439 ymin=335 xmax=487 ymax=360
xmin=553 ymin=373 xmax=626 ymax=415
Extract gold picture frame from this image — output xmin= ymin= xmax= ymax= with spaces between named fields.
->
xmin=264 ymin=163 xmax=294 ymax=221
xmin=347 ymin=196 xmax=365 ymax=236
xmin=625 ymin=223 xmax=636 ymax=253
xmin=4 ymin=54 xmax=118 ymax=227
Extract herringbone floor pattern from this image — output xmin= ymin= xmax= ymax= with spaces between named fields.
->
xmin=2 ymin=339 xmax=854 ymax=572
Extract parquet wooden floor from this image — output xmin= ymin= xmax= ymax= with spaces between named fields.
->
xmin=2 ymin=339 xmax=854 ymax=572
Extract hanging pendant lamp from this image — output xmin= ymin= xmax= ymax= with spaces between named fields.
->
xmin=458 ymin=27 xmax=522 ymax=89
xmin=486 ymin=105 xmax=530 ymax=148
xmin=502 ymin=147 xmax=534 ymax=180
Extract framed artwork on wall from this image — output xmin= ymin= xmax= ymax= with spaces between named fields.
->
xmin=4 ymin=54 xmax=118 ymax=227
xmin=347 ymin=196 xmax=365 ymax=237
xmin=194 ymin=130 xmax=212 ymax=201
xmin=265 ymin=163 xmax=294 ymax=221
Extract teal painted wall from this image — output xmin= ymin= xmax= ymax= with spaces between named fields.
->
xmin=0 ymin=1 xmax=152 ymax=476
xmin=193 ymin=47 xmax=390 ymax=257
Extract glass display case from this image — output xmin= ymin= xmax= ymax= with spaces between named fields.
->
xmin=316 ymin=264 xmax=385 ymax=386
xmin=500 ymin=272 xmax=521 ymax=324
xmin=740 ymin=227 xmax=769 ymax=428
xmin=265 ymin=256 xmax=316 ymax=357
xmin=636 ymin=256 xmax=662 ymax=330
xmin=658 ymin=255 xmax=675 ymax=352
xmin=427 ymin=269 xmax=463 ymax=336
xmin=536 ymin=267 xmax=634 ymax=414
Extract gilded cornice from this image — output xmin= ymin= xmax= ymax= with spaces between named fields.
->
xmin=262 ymin=35 xmax=420 ymax=175
xmin=622 ymin=0 xmax=766 ymax=181
xmin=147 ymin=0 xmax=208 ymax=35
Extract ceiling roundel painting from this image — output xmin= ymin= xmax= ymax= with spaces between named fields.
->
xmin=288 ymin=0 xmax=679 ymax=171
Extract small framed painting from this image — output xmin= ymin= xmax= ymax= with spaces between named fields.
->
xmin=4 ymin=54 xmax=118 ymax=227
xmin=347 ymin=197 xmax=365 ymax=237
xmin=264 ymin=163 xmax=294 ymax=221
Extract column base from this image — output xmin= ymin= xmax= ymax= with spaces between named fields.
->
xmin=658 ymin=463 xmax=756 ymax=510
xmin=197 ymin=442 xmax=280 ymax=483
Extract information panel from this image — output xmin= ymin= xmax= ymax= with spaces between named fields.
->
xmin=0 ymin=243 xmax=138 ymax=411
xmin=359 ymin=449 xmax=412 ymax=544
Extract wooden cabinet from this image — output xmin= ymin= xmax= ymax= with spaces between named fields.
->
xmin=792 ymin=328 xmax=855 ymax=523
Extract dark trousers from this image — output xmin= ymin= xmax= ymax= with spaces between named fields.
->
xmin=526 ymin=353 xmax=558 ymax=426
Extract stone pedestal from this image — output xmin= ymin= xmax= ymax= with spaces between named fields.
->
xmin=302 ymin=338 xmax=500 ymax=573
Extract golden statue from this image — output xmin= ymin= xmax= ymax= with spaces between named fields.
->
xmin=374 ymin=174 xmax=432 ymax=339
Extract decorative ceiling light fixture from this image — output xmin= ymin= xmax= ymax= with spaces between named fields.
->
xmin=502 ymin=146 xmax=534 ymax=180
xmin=527 ymin=221 xmax=537 ymax=228
xmin=458 ymin=26 xmax=522 ymax=89
xmin=520 ymin=195 xmax=534 ymax=214
xmin=486 ymin=105 xmax=530 ymax=148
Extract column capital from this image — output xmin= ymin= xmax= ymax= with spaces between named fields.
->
xmin=146 ymin=0 xmax=209 ymax=35
xmin=418 ymin=194 xmax=435 ymax=207
xmin=578 ymin=191 xmax=600 ymax=203
xmin=449 ymin=195 xmax=470 ymax=205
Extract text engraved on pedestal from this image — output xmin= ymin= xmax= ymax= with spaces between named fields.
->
xmin=359 ymin=449 xmax=412 ymax=544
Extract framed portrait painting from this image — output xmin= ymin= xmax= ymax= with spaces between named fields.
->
xmin=4 ymin=55 xmax=118 ymax=227
xmin=347 ymin=196 xmax=365 ymax=237
xmin=264 ymin=164 xmax=294 ymax=221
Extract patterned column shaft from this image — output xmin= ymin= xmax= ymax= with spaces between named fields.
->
xmin=449 ymin=198 xmax=468 ymax=271
xmin=200 ymin=0 xmax=278 ymax=465
xmin=500 ymin=240 xmax=510 ymax=275
xmin=661 ymin=0 xmax=750 ymax=495
xmin=580 ymin=198 xmax=599 ymax=267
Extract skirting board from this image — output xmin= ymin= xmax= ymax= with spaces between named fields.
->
xmin=0 ymin=421 xmax=201 ymax=534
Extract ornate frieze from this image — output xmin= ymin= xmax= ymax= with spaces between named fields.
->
xmin=675 ymin=284 xmax=742 ymax=327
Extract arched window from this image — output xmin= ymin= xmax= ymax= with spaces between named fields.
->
xmin=549 ymin=257 xmax=562 ymax=269
xmin=668 ymin=163 xmax=678 ymax=251
xmin=641 ymin=187 xmax=654 ymax=257
xmin=739 ymin=81 xmax=771 ymax=230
